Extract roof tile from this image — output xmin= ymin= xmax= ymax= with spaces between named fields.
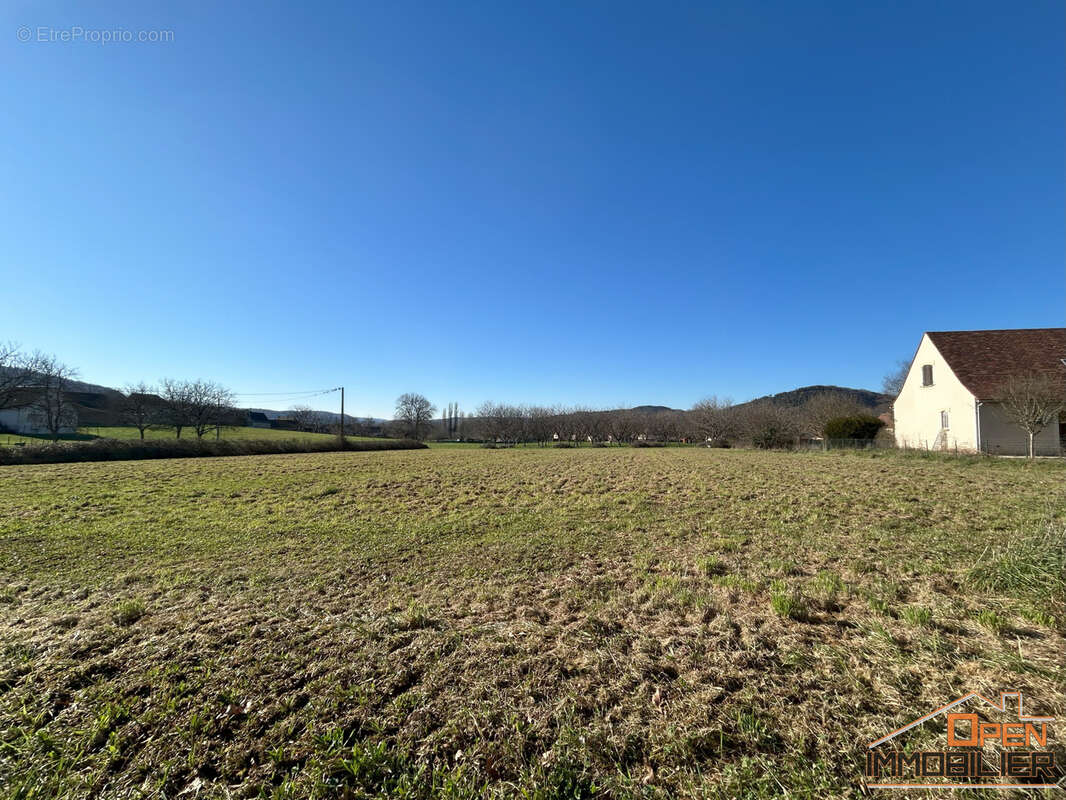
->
xmin=926 ymin=328 xmax=1066 ymax=400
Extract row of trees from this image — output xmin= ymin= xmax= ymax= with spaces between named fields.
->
xmin=390 ymin=390 xmax=885 ymax=447
xmin=121 ymin=380 xmax=235 ymax=439
xmin=0 ymin=343 xmax=240 ymax=441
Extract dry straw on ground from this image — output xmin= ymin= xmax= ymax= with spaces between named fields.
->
xmin=0 ymin=447 xmax=1063 ymax=798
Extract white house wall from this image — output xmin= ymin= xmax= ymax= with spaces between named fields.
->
xmin=978 ymin=403 xmax=1061 ymax=456
xmin=893 ymin=334 xmax=979 ymax=451
xmin=0 ymin=407 xmax=77 ymax=435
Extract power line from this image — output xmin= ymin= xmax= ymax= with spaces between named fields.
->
xmin=232 ymin=388 xmax=339 ymax=398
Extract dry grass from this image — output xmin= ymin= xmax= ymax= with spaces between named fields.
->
xmin=0 ymin=448 xmax=1063 ymax=798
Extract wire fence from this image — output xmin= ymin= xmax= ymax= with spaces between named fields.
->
xmin=797 ymin=438 xmax=895 ymax=451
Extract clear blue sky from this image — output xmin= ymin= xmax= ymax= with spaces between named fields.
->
xmin=3 ymin=1 xmax=1063 ymax=418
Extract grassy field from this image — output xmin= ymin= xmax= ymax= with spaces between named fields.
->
xmin=0 ymin=448 xmax=1063 ymax=798
xmin=0 ymin=426 xmax=375 ymax=446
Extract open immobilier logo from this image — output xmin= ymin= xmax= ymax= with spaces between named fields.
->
xmin=866 ymin=691 xmax=1063 ymax=790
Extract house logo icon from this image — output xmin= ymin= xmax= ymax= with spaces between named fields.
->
xmin=866 ymin=691 xmax=1063 ymax=790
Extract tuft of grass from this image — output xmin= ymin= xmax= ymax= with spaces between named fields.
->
xmin=699 ymin=555 xmax=726 ymax=576
xmin=968 ymin=520 xmax=1066 ymax=603
xmin=1018 ymin=605 xmax=1057 ymax=628
xmin=714 ymin=574 xmax=759 ymax=593
xmin=900 ymin=605 xmax=933 ymax=627
xmin=769 ymin=580 xmax=808 ymax=621
xmin=811 ymin=570 xmax=845 ymax=611
xmin=111 ymin=598 xmax=146 ymax=626
xmin=864 ymin=579 xmax=904 ymax=616
xmin=975 ymin=609 xmax=1006 ymax=634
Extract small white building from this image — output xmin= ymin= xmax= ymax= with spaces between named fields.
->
xmin=893 ymin=328 xmax=1066 ymax=455
xmin=0 ymin=406 xmax=77 ymax=436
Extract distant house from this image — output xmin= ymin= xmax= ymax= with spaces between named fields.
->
xmin=893 ymin=328 xmax=1066 ymax=455
xmin=247 ymin=411 xmax=272 ymax=428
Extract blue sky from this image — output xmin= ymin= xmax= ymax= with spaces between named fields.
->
xmin=2 ymin=1 xmax=1063 ymax=418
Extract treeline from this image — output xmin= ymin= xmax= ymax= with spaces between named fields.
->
xmin=398 ymin=393 xmax=887 ymax=449
xmin=121 ymin=379 xmax=236 ymax=440
xmin=0 ymin=345 xmax=268 ymax=441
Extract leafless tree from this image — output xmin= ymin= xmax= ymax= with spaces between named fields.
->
xmin=607 ymin=409 xmax=637 ymax=445
xmin=736 ymin=402 xmax=802 ymax=449
xmin=528 ymin=405 xmax=555 ymax=446
xmin=160 ymin=379 xmax=194 ymax=438
xmin=186 ymin=380 xmax=235 ymax=439
xmin=801 ymin=391 xmax=868 ymax=439
xmin=0 ymin=343 xmax=44 ymax=411
xmin=647 ymin=410 xmax=684 ymax=442
xmin=995 ymin=372 xmax=1066 ymax=459
xmin=27 ymin=355 xmax=79 ymax=441
xmin=395 ymin=393 xmax=436 ymax=440
xmin=690 ymin=396 xmax=737 ymax=445
xmin=477 ymin=401 xmax=507 ymax=442
xmin=289 ymin=404 xmax=328 ymax=432
xmin=121 ymin=382 xmax=162 ymax=439
xmin=882 ymin=360 xmax=910 ymax=396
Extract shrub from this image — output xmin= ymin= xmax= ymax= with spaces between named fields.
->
xmin=824 ymin=415 xmax=885 ymax=440
xmin=552 ymin=442 xmax=574 ymax=449
xmin=630 ymin=440 xmax=665 ymax=448
xmin=0 ymin=437 xmax=426 ymax=466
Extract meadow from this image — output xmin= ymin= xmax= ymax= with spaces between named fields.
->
xmin=0 ymin=447 xmax=1063 ymax=798
xmin=0 ymin=426 xmax=368 ymax=446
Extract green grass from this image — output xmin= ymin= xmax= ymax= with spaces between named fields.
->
xmin=0 ymin=448 xmax=1063 ymax=798
xmin=0 ymin=425 xmax=380 ymax=446
xmin=81 ymin=425 xmax=377 ymax=442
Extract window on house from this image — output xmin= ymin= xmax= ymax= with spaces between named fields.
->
xmin=922 ymin=365 xmax=933 ymax=386
xmin=940 ymin=411 xmax=949 ymax=429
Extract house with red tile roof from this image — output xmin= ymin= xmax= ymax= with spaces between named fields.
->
xmin=892 ymin=328 xmax=1066 ymax=455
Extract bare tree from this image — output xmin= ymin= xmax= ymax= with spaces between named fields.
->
xmin=186 ymin=380 xmax=235 ymax=439
xmin=801 ymin=391 xmax=868 ymax=439
xmin=0 ymin=343 xmax=44 ymax=412
xmin=690 ymin=396 xmax=737 ymax=445
xmin=28 ymin=355 xmax=79 ymax=441
xmin=160 ymin=379 xmax=194 ymax=438
xmin=289 ymin=404 xmax=322 ymax=432
xmin=607 ymin=409 xmax=637 ymax=445
xmin=528 ymin=405 xmax=555 ymax=446
xmin=736 ymin=402 xmax=802 ymax=449
xmin=121 ymin=382 xmax=161 ymax=439
xmin=648 ymin=410 xmax=684 ymax=442
xmin=882 ymin=360 xmax=910 ymax=396
xmin=395 ymin=393 xmax=436 ymax=440
xmin=995 ymin=372 xmax=1065 ymax=459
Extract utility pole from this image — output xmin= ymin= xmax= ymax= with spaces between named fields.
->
xmin=339 ymin=386 xmax=344 ymax=440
